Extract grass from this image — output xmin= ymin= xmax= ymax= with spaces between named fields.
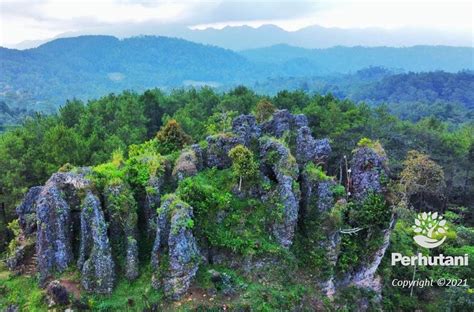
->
xmin=0 ymin=264 xmax=47 ymax=311
xmin=87 ymin=267 xmax=163 ymax=311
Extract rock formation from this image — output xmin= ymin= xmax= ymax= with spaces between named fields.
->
xmin=151 ymin=195 xmax=200 ymax=300
xmin=260 ymin=137 xmax=300 ymax=248
xmin=78 ymin=191 xmax=115 ymax=293
xmin=8 ymin=109 xmax=394 ymax=306
xmin=351 ymin=146 xmax=388 ymax=200
xmin=104 ymin=182 xmax=138 ymax=281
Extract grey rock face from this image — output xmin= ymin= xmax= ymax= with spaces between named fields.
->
xmin=351 ymin=147 xmax=388 ymax=200
xmin=261 ymin=110 xmax=309 ymax=138
xmin=166 ymin=203 xmax=200 ymax=300
xmin=260 ymin=138 xmax=300 ymax=248
xmin=78 ymin=191 xmax=115 ymax=294
xmin=16 ymin=186 xmax=42 ymax=235
xmin=293 ymin=114 xmax=309 ymax=128
xmin=190 ymin=144 xmax=205 ymax=170
xmin=15 ymin=171 xmax=116 ymax=293
xmin=36 ymin=172 xmax=90 ymax=285
xmin=232 ymin=114 xmax=261 ymax=146
xmin=172 ymin=150 xmax=199 ymax=181
xmin=300 ymin=174 xmax=335 ymax=219
xmin=151 ymin=196 xmax=174 ymax=271
xmin=144 ymin=176 xmax=163 ymax=237
xmin=261 ymin=110 xmax=292 ymax=137
xmin=46 ymin=280 xmax=70 ymax=306
xmin=151 ymin=196 xmax=200 ymax=300
xmin=296 ymin=126 xmax=331 ymax=164
xmin=318 ymin=181 xmax=335 ymax=212
xmin=205 ymin=134 xmax=242 ymax=169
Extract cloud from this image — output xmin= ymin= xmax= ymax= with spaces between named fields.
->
xmin=0 ymin=0 xmax=472 ymax=47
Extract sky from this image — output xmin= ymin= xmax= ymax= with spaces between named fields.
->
xmin=0 ymin=0 xmax=472 ymax=47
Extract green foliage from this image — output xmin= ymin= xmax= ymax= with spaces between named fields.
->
xmin=0 ymin=269 xmax=46 ymax=311
xmin=87 ymin=267 xmax=163 ymax=311
xmin=156 ymin=119 xmax=192 ymax=154
xmin=205 ymin=111 xmax=237 ymax=135
xmin=254 ymin=99 xmax=276 ymax=123
xmin=304 ymin=162 xmax=331 ymax=182
xmin=336 ymin=193 xmax=391 ymax=273
xmin=176 ymin=169 xmax=282 ymax=255
xmin=228 ymin=144 xmax=258 ymax=191
xmin=356 ymin=137 xmax=386 ymax=157
xmin=330 ymin=184 xmax=346 ymax=198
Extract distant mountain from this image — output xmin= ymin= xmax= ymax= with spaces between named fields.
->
xmin=8 ymin=24 xmax=472 ymax=51
xmin=241 ymin=44 xmax=474 ymax=73
xmin=1 ymin=35 xmax=473 ymax=115
xmin=0 ymin=35 xmax=261 ymax=111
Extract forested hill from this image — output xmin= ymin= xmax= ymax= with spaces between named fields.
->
xmin=1 ymin=35 xmax=473 ymax=116
xmin=240 ymin=44 xmax=474 ymax=73
xmin=253 ymin=69 xmax=474 ymax=122
xmin=351 ymin=71 xmax=474 ymax=108
xmin=0 ymin=36 xmax=259 ymax=111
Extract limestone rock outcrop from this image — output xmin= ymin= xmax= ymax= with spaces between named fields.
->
xmin=260 ymin=138 xmax=301 ymax=248
xmin=205 ymin=134 xmax=242 ymax=169
xmin=351 ymin=147 xmax=388 ymax=200
xmin=36 ymin=172 xmax=89 ymax=285
xmin=151 ymin=195 xmax=200 ymax=300
xmin=172 ymin=149 xmax=200 ymax=181
xmin=14 ymin=171 xmax=116 ymax=293
xmin=16 ymin=186 xmax=42 ymax=235
xmin=232 ymin=114 xmax=261 ymax=146
xmin=296 ymin=126 xmax=331 ymax=164
xmin=144 ymin=176 xmax=163 ymax=237
xmin=78 ymin=191 xmax=115 ymax=293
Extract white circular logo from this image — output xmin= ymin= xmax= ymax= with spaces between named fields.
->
xmin=412 ymin=212 xmax=448 ymax=249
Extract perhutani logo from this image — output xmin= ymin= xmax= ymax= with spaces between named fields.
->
xmin=412 ymin=212 xmax=448 ymax=249
xmin=391 ymin=211 xmax=469 ymax=267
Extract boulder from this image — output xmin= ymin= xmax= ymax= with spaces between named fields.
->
xmin=190 ymin=144 xmax=205 ymax=170
xmin=46 ymin=280 xmax=70 ymax=306
xmin=262 ymin=110 xmax=309 ymax=138
xmin=172 ymin=150 xmax=199 ymax=181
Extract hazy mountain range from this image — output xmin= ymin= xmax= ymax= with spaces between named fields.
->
xmin=8 ymin=24 xmax=473 ymax=51
xmin=0 ymin=35 xmax=473 ymax=123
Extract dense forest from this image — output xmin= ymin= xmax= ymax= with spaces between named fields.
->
xmin=0 ymin=86 xmax=473 ymax=310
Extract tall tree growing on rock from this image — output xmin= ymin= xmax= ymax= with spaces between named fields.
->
xmin=156 ymin=119 xmax=192 ymax=154
xmin=400 ymin=150 xmax=446 ymax=211
xmin=254 ymin=99 xmax=276 ymax=123
xmin=228 ymin=144 xmax=258 ymax=191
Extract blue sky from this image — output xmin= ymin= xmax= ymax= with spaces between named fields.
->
xmin=0 ymin=0 xmax=472 ymax=47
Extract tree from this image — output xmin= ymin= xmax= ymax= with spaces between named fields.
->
xmin=255 ymin=99 xmax=276 ymax=123
xmin=400 ymin=150 xmax=446 ymax=211
xmin=228 ymin=145 xmax=258 ymax=191
xmin=156 ymin=119 xmax=192 ymax=154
